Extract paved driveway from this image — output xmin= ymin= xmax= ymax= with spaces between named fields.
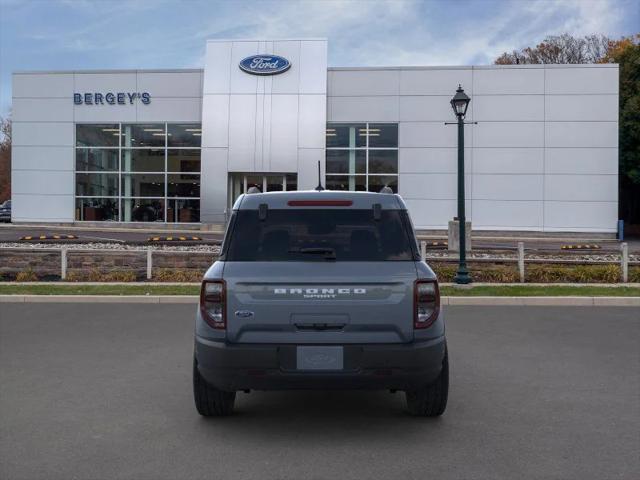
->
xmin=1 ymin=304 xmax=638 ymax=480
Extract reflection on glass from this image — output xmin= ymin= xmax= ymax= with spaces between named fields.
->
xmin=246 ymin=176 xmax=263 ymax=192
xmin=367 ymin=176 xmax=398 ymax=193
xmin=121 ymin=124 xmax=165 ymax=147
xmin=167 ymin=199 xmax=200 ymax=223
xmin=75 ymin=149 xmax=118 ymax=171
xmin=168 ymin=174 xmax=200 ymax=197
xmin=368 ymin=150 xmax=398 ymax=173
xmin=121 ymin=198 xmax=165 ymax=222
xmin=368 ymin=124 xmax=398 ymax=148
xmin=76 ymin=124 xmax=120 ymax=147
xmin=266 ymin=176 xmax=284 ymax=192
xmin=167 ymin=150 xmax=200 ymax=173
xmin=75 ymin=198 xmax=119 ymax=221
xmin=121 ymin=174 xmax=165 ymax=197
xmin=286 ymin=174 xmax=297 ymax=192
xmin=326 ymin=123 xmax=366 ymax=148
xmin=326 ymin=175 xmax=366 ymax=191
xmin=75 ymin=173 xmax=118 ymax=197
xmin=168 ymin=124 xmax=202 ymax=147
xmin=121 ymin=149 xmax=165 ymax=172
xmin=326 ymin=150 xmax=366 ymax=174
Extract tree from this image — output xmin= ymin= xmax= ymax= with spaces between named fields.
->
xmin=601 ymin=35 xmax=640 ymax=226
xmin=0 ymin=116 xmax=10 ymax=203
xmin=495 ymin=33 xmax=640 ymax=227
xmin=495 ymin=34 xmax=610 ymax=65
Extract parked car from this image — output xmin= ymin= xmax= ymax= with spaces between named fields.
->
xmin=193 ymin=190 xmax=448 ymax=416
xmin=0 ymin=200 xmax=11 ymax=222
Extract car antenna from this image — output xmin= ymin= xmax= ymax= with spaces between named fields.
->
xmin=315 ymin=161 xmax=325 ymax=191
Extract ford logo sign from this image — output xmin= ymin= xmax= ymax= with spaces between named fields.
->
xmin=239 ymin=55 xmax=291 ymax=76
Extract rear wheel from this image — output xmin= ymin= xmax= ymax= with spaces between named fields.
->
xmin=404 ymin=347 xmax=449 ymax=417
xmin=193 ymin=357 xmax=236 ymax=416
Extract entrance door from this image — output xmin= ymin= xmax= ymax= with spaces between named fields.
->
xmin=228 ymin=173 xmax=297 ymax=210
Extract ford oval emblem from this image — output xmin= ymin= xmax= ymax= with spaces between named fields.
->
xmin=239 ymin=55 xmax=291 ymax=76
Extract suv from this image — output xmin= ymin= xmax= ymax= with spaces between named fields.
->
xmin=193 ymin=191 xmax=448 ymax=417
xmin=0 ymin=200 xmax=10 ymax=223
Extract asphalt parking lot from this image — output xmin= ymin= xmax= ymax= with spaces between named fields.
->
xmin=1 ymin=304 xmax=638 ymax=480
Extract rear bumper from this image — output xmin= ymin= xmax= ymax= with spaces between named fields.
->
xmin=194 ymin=336 xmax=446 ymax=391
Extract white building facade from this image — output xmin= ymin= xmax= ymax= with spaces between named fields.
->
xmin=11 ymin=38 xmax=619 ymax=232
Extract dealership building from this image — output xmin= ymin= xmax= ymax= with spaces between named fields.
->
xmin=11 ymin=39 xmax=619 ymax=232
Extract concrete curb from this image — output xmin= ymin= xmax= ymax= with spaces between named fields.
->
xmin=1 ymin=295 xmax=639 ymax=306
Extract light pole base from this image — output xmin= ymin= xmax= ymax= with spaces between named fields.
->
xmin=453 ymin=269 xmax=472 ymax=285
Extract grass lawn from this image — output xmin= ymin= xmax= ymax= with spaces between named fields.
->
xmin=440 ymin=285 xmax=640 ymax=296
xmin=0 ymin=284 xmax=639 ymax=297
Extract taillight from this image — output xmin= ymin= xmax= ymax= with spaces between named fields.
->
xmin=200 ymin=280 xmax=226 ymax=329
xmin=414 ymin=280 xmax=440 ymax=329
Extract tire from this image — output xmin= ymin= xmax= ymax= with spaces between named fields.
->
xmin=193 ymin=357 xmax=236 ymax=416
xmin=404 ymin=347 xmax=449 ymax=417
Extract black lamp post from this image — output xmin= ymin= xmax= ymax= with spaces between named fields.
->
xmin=450 ymin=85 xmax=472 ymax=284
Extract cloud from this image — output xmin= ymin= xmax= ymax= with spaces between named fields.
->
xmin=0 ymin=0 xmax=635 ymax=115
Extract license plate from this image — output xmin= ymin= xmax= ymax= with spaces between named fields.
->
xmin=296 ymin=346 xmax=344 ymax=371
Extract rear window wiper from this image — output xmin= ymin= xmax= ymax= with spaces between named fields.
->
xmin=288 ymin=247 xmax=337 ymax=260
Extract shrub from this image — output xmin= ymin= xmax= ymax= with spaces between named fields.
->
xmin=429 ymin=262 xmax=518 ymax=283
xmin=65 ymin=269 xmax=138 ymax=282
xmin=153 ymin=268 xmax=203 ymax=282
xmin=629 ymin=266 xmax=640 ymax=283
xmin=15 ymin=269 xmax=38 ymax=282
xmin=526 ymin=264 xmax=620 ymax=283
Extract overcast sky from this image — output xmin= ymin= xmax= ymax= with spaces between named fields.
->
xmin=1 ymin=0 xmax=638 ymax=116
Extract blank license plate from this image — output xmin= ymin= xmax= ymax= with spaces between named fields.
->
xmin=296 ymin=346 xmax=344 ymax=371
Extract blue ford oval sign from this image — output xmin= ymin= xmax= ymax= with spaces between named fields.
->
xmin=239 ymin=55 xmax=291 ymax=75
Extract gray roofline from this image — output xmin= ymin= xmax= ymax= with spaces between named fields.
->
xmin=13 ymin=63 xmax=618 ymax=76
xmin=13 ymin=68 xmax=204 ymax=75
xmin=328 ymin=63 xmax=618 ymax=71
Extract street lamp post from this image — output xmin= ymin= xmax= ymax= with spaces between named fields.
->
xmin=450 ymin=85 xmax=472 ymax=284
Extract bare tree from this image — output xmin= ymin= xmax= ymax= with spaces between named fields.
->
xmin=495 ymin=34 xmax=610 ymax=64
xmin=0 ymin=116 xmax=11 ymax=202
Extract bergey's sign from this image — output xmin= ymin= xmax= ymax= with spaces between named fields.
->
xmin=74 ymin=92 xmax=151 ymax=105
xmin=239 ymin=55 xmax=291 ymax=75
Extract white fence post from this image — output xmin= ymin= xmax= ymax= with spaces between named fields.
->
xmin=61 ymin=247 xmax=67 ymax=280
xmin=147 ymin=247 xmax=153 ymax=280
xmin=517 ymin=242 xmax=525 ymax=283
xmin=621 ymin=242 xmax=628 ymax=283
xmin=420 ymin=240 xmax=426 ymax=259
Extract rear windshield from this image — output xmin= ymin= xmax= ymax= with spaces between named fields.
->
xmin=224 ymin=209 xmax=417 ymax=261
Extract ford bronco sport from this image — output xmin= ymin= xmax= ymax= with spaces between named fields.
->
xmin=193 ymin=190 xmax=448 ymax=416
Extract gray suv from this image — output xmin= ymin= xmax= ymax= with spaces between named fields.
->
xmin=193 ymin=191 xmax=448 ymax=416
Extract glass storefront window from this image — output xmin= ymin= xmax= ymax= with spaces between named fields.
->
xmin=326 ymin=123 xmax=366 ymax=148
xmin=326 ymin=175 xmax=366 ymax=191
xmin=167 ymin=150 xmax=200 ymax=172
xmin=76 ymin=173 xmax=118 ymax=197
xmin=121 ymin=174 xmax=165 ymax=197
xmin=368 ymin=123 xmax=398 ymax=148
xmin=121 ymin=124 xmax=165 ymax=147
xmin=121 ymin=149 xmax=165 ymax=172
xmin=167 ymin=199 xmax=200 ymax=223
xmin=367 ymin=176 xmax=398 ymax=193
xmin=121 ymin=198 xmax=165 ymax=222
xmin=75 ymin=148 xmax=118 ymax=171
xmin=368 ymin=150 xmax=398 ymax=174
xmin=326 ymin=150 xmax=366 ymax=174
xmin=75 ymin=198 xmax=119 ymax=221
xmin=76 ymin=124 xmax=120 ymax=147
xmin=75 ymin=123 xmax=201 ymax=222
xmin=168 ymin=124 xmax=202 ymax=147
xmin=168 ymin=174 xmax=200 ymax=197
xmin=326 ymin=122 xmax=399 ymax=193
